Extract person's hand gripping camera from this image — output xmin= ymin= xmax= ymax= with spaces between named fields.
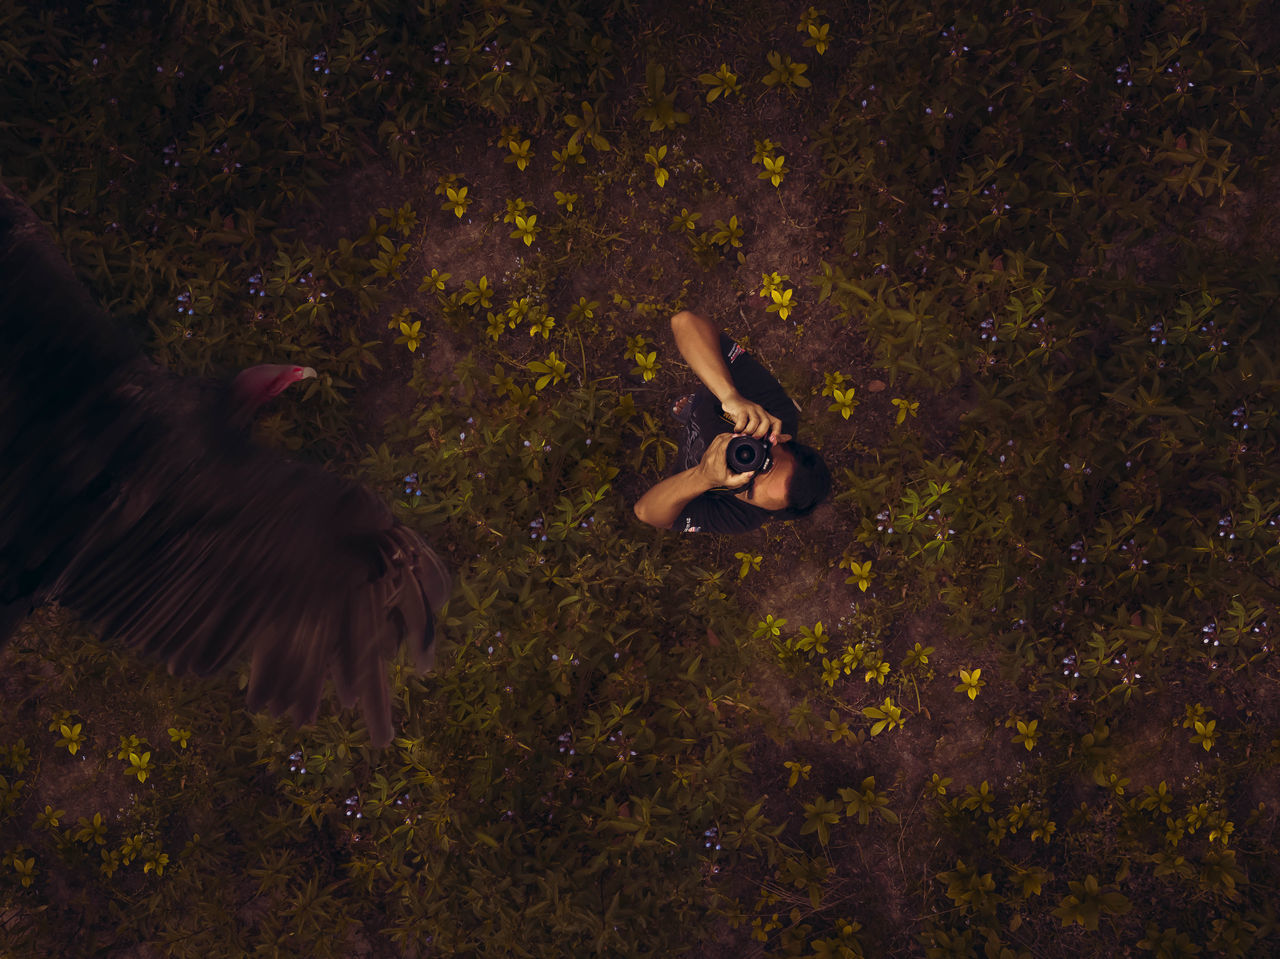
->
xmin=719 ymin=393 xmax=784 ymax=444
xmin=694 ymin=393 xmax=789 ymax=489
xmin=696 ymin=429 xmax=793 ymax=492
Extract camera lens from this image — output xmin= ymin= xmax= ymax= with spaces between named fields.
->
xmin=726 ymin=436 xmax=771 ymax=474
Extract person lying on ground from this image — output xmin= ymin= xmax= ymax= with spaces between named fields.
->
xmin=632 ymin=309 xmax=831 ymax=534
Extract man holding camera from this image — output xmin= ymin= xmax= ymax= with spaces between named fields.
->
xmin=633 ymin=310 xmax=831 ymax=534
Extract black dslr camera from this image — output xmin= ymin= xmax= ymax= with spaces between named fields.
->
xmin=726 ymin=435 xmax=773 ymax=474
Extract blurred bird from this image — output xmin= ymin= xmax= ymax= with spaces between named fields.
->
xmin=0 ymin=182 xmax=449 ymax=747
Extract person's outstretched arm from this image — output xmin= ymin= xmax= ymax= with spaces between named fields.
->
xmin=670 ymin=311 xmax=782 ymax=442
xmin=633 ymin=432 xmax=751 ymax=529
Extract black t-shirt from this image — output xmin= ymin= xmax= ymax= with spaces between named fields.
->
xmin=675 ymin=333 xmax=800 ymax=534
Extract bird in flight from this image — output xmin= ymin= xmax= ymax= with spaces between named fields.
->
xmin=0 ymin=183 xmax=449 ymax=746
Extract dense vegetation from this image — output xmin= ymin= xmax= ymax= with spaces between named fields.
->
xmin=1 ymin=1 xmax=1277 ymax=956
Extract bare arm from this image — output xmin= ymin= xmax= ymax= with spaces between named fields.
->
xmin=670 ymin=311 xmax=782 ymax=442
xmin=633 ymin=432 xmax=752 ymax=529
xmin=670 ymin=310 xmax=738 ymax=403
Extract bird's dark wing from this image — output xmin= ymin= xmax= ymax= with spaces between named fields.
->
xmin=54 ymin=443 xmax=450 ymax=747
xmin=1 ymin=181 xmax=450 ymax=747
xmin=1 ymin=183 xmax=142 ymax=615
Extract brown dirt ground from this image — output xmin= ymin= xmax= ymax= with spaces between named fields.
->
xmin=270 ymin=38 xmax=1016 ymax=952
xmin=7 ymin=13 xmax=1279 ymax=957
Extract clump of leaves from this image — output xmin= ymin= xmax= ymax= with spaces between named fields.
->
xmin=707 ymin=215 xmax=745 ymax=259
xmin=563 ymin=99 xmax=611 ymax=152
xmin=631 ymin=350 xmax=659 ymax=381
xmin=890 ymin=397 xmax=918 ymax=424
xmin=527 ymin=351 xmax=568 ymax=389
xmin=552 ymin=139 xmax=586 ymax=172
xmin=498 ymin=126 xmax=533 ymax=170
xmin=752 ymin=139 xmax=788 ymax=187
xmin=797 ymin=6 xmax=831 ymax=55
xmin=670 ymin=207 xmax=701 ymax=234
xmin=436 ymin=173 xmax=472 ymax=218
xmin=840 ymin=776 xmax=898 ymax=824
xmin=1051 ymin=875 xmax=1133 ymax=931
xmin=644 ymin=144 xmax=670 ymax=187
xmin=762 ymin=50 xmax=810 ymax=91
xmin=123 ymin=748 xmax=153 ymax=784
xmin=8 ymin=849 xmax=36 ymax=888
xmin=636 ymin=61 xmax=689 ymax=131
xmin=759 ymin=270 xmax=795 ymax=319
xmin=566 ymin=296 xmax=599 ymax=329
xmin=1009 ymin=717 xmax=1040 ymax=751
xmin=698 ymin=63 xmax=741 ymax=102
xmin=784 ymin=760 xmax=811 ymax=788
xmin=955 ymin=668 xmax=985 ymax=700
xmin=862 ymin=698 xmax=903 ymax=735
xmin=419 ymin=267 xmax=451 ymax=296
xmin=49 ymin=713 xmax=85 ymax=756
xmin=510 ymin=212 xmax=539 ymax=246
xmin=391 ymin=308 xmax=425 ymax=352
xmin=839 ymin=555 xmax=872 ymax=591
xmin=828 ymin=386 xmax=857 ymax=419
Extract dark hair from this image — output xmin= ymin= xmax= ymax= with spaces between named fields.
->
xmin=779 ymin=441 xmax=831 ymax=518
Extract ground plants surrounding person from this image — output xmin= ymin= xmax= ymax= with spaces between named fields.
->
xmin=1 ymin=0 xmax=1277 ymax=956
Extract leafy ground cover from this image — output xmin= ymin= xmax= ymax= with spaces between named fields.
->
xmin=1 ymin=1 xmax=1278 ymax=956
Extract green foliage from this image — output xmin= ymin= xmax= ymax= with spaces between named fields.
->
xmin=636 ymin=61 xmax=690 ymax=132
xmin=753 ymin=614 xmax=787 ymax=641
xmin=698 ymin=63 xmax=741 ymax=102
xmin=122 ymin=749 xmax=153 ymax=784
xmin=889 ymin=397 xmax=918 ymax=425
xmin=644 ymin=144 xmax=671 ymax=187
xmin=438 ymin=175 xmax=472 ymax=218
xmin=1052 ymin=875 xmax=1133 ymax=931
xmin=827 ymin=387 xmax=857 ymax=420
xmin=526 ymin=350 xmax=567 ymax=389
xmin=759 ymin=269 xmax=796 ymax=318
xmin=783 ymin=760 xmax=811 ymax=789
xmin=727 ymin=553 xmax=757 ymax=584
xmin=393 ymin=311 xmax=425 ymax=352
xmin=553 ymin=138 xmax=588 ymax=172
xmin=861 ymin=698 xmax=902 ymax=736
xmin=762 ymin=51 xmax=811 ymax=91
xmin=801 ymin=797 xmax=842 ymax=845
xmin=74 ymin=813 xmax=107 ymax=847
xmin=798 ymin=7 xmax=832 ymax=56
xmin=52 ymin=721 xmax=84 ymax=756
xmin=753 ymin=139 xmax=789 ymax=188
xmin=809 ymin=38 xmax=1280 ymax=959
xmin=670 ymin=207 xmax=701 ymax=234
xmin=631 ymin=349 xmax=660 ymax=381
xmin=509 ymin=212 xmax=539 ymax=247
xmin=954 ymin=668 xmax=985 ymax=701
xmin=499 ymin=126 xmax=534 ymax=171
xmin=2 ymin=0 xmax=1278 ymax=955
xmin=564 ymin=100 xmax=612 ymax=152
xmin=704 ymin=215 xmax=746 ymax=264
xmin=1009 ymin=718 xmax=1040 ymax=752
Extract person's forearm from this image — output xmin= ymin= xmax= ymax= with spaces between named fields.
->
xmin=633 ymin=466 xmax=714 ymax=530
xmin=671 ymin=311 xmax=740 ymax=403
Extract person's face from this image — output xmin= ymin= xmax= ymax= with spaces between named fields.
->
xmin=734 ymin=443 xmax=796 ymax=511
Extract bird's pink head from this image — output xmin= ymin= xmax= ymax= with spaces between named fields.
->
xmin=231 ymin=364 xmax=317 ymax=410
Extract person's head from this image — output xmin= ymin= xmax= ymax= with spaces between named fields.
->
xmin=777 ymin=441 xmax=831 ymax=517
xmin=734 ymin=440 xmax=831 ymax=516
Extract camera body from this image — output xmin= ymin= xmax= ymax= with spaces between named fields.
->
xmin=725 ymin=435 xmax=773 ymax=474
